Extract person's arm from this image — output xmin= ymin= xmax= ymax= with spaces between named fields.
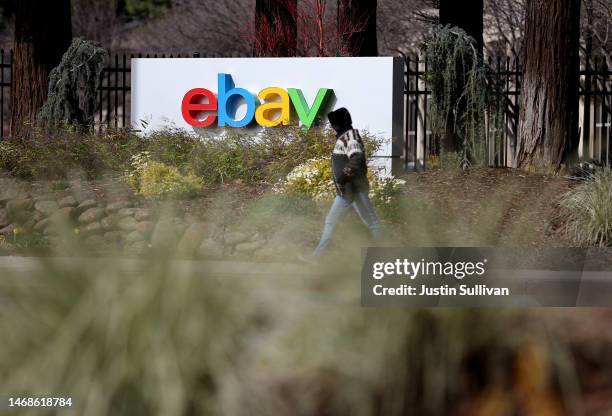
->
xmin=342 ymin=131 xmax=365 ymax=177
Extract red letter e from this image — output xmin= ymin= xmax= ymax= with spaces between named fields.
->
xmin=181 ymin=88 xmax=218 ymax=127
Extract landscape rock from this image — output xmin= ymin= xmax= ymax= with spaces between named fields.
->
xmin=118 ymin=216 xmax=139 ymax=232
xmin=0 ymin=182 xmax=28 ymax=204
xmin=34 ymin=218 xmax=50 ymax=233
xmin=150 ymin=220 xmax=182 ymax=250
xmin=43 ymin=224 xmax=59 ymax=236
xmin=199 ymin=238 xmax=224 ymax=258
xmin=75 ymin=199 xmax=97 ymax=215
xmin=125 ymin=231 xmax=145 ymax=244
xmin=82 ymin=221 xmax=104 ymax=238
xmin=101 ymin=216 xmax=116 ymax=230
xmin=106 ymin=200 xmax=131 ymax=213
xmin=235 ymin=240 xmax=265 ymax=254
xmin=70 ymin=180 xmax=96 ymax=204
xmin=135 ymin=221 xmax=154 ymax=236
xmin=79 ymin=208 xmax=106 ymax=224
xmin=6 ymin=198 xmax=32 ymax=217
xmin=0 ymin=224 xmax=15 ymax=237
xmin=224 ymin=231 xmax=249 ymax=246
xmin=0 ymin=209 xmax=9 ymax=228
xmin=134 ymin=208 xmax=152 ymax=222
xmin=117 ymin=208 xmax=138 ymax=217
xmin=58 ymin=195 xmax=77 ymax=208
xmin=34 ymin=200 xmax=59 ymax=216
xmin=176 ymin=222 xmax=208 ymax=256
xmin=104 ymin=231 xmax=122 ymax=243
xmin=49 ymin=207 xmax=76 ymax=225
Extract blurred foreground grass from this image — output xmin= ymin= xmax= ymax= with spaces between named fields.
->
xmin=0 ymin=244 xmax=580 ymax=416
xmin=0 ymin=167 xmax=599 ymax=415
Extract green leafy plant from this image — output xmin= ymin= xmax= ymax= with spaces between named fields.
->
xmin=273 ymin=156 xmax=406 ymax=208
xmin=128 ymin=151 xmax=203 ymax=200
xmin=38 ymin=38 xmax=107 ymax=129
xmin=422 ymin=25 xmax=490 ymax=168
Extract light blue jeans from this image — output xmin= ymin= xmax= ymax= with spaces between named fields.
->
xmin=313 ymin=192 xmax=383 ymax=257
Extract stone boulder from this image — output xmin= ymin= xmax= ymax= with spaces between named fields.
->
xmin=224 ymin=231 xmax=249 ymax=246
xmin=34 ymin=200 xmax=59 ymax=216
xmin=118 ymin=216 xmax=139 ymax=232
xmin=135 ymin=221 xmax=154 ymax=236
xmin=34 ymin=218 xmax=50 ymax=233
xmin=6 ymin=198 xmax=32 ymax=219
xmin=104 ymin=231 xmax=122 ymax=244
xmin=49 ymin=207 xmax=76 ymax=225
xmin=235 ymin=240 xmax=265 ymax=254
xmin=150 ymin=219 xmax=186 ymax=251
xmin=199 ymin=238 xmax=224 ymax=258
xmin=58 ymin=195 xmax=77 ymax=208
xmin=75 ymin=199 xmax=97 ymax=215
xmin=78 ymin=208 xmax=106 ymax=225
xmin=106 ymin=200 xmax=132 ymax=213
xmin=0 ymin=209 xmax=9 ymax=228
xmin=81 ymin=221 xmax=104 ymax=238
xmin=69 ymin=179 xmax=96 ymax=204
xmin=124 ymin=231 xmax=145 ymax=244
xmin=0 ymin=224 xmax=15 ymax=237
xmin=117 ymin=208 xmax=138 ymax=218
xmin=134 ymin=208 xmax=152 ymax=222
xmin=176 ymin=222 xmax=209 ymax=256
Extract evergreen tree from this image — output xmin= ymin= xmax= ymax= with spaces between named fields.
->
xmin=436 ymin=0 xmax=484 ymax=153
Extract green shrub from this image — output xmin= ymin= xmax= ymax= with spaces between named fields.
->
xmin=560 ymin=169 xmax=612 ymax=246
xmin=128 ymin=151 xmax=203 ymax=200
xmin=0 ymin=128 xmax=145 ymax=179
xmin=273 ymin=156 xmax=406 ymax=208
xmin=1 ymin=126 xmax=383 ymax=186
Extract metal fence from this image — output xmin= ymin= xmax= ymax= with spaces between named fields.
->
xmin=405 ymin=54 xmax=612 ymax=170
xmin=0 ymin=51 xmax=610 ymax=171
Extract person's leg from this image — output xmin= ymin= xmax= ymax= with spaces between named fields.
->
xmin=352 ymin=192 xmax=384 ymax=241
xmin=312 ymin=196 xmax=352 ymax=257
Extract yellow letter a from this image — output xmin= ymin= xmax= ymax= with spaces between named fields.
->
xmin=255 ymin=87 xmax=291 ymax=127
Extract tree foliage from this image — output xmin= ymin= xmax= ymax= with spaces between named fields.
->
xmin=38 ymin=38 xmax=107 ymax=130
xmin=422 ymin=25 xmax=490 ymax=168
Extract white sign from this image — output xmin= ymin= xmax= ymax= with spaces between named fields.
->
xmin=131 ymin=57 xmax=404 ymax=174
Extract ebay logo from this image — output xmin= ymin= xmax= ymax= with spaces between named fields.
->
xmin=181 ymin=73 xmax=333 ymax=129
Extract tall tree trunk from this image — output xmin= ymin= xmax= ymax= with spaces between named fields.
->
xmin=337 ymin=0 xmax=378 ymax=56
xmin=439 ymin=0 xmax=484 ymax=55
xmin=254 ymin=0 xmax=297 ymax=57
xmin=438 ymin=0 xmax=483 ymax=153
xmin=10 ymin=0 xmax=72 ymax=138
xmin=515 ymin=0 xmax=581 ymax=171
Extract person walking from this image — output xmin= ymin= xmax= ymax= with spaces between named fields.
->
xmin=301 ymin=107 xmax=383 ymax=262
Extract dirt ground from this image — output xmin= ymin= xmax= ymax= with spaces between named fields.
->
xmin=401 ymin=167 xmax=577 ymax=247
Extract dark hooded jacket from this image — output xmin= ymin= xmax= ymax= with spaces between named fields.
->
xmin=328 ymin=108 xmax=369 ymax=202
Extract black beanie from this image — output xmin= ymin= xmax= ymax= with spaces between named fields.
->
xmin=327 ymin=107 xmax=352 ymax=132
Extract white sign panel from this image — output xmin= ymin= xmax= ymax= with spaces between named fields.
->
xmin=131 ymin=57 xmax=404 ymax=175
